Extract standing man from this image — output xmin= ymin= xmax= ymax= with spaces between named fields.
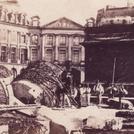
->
xmin=118 ymin=84 xmax=128 ymax=109
xmin=55 ymin=85 xmax=62 ymax=107
xmin=107 ymin=84 xmax=118 ymax=99
xmin=93 ymin=81 xmax=104 ymax=105
xmin=85 ymin=84 xmax=91 ymax=106
xmin=73 ymin=86 xmax=81 ymax=108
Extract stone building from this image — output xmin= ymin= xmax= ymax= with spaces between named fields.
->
xmin=0 ymin=0 xmax=85 ymax=83
xmin=41 ymin=17 xmax=85 ymax=84
xmin=96 ymin=3 xmax=134 ymax=26
xmin=83 ymin=4 xmax=134 ymax=95
xmin=0 ymin=0 xmax=30 ymax=77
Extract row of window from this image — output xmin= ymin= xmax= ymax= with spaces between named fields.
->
xmin=46 ymin=35 xmax=83 ymax=46
xmin=0 ymin=46 xmax=27 ymax=64
xmin=0 ymin=30 xmax=83 ymax=47
xmin=29 ymin=48 xmax=81 ymax=63
xmin=45 ymin=49 xmax=80 ymax=63
xmin=100 ymin=18 xmax=130 ymax=25
xmin=31 ymin=49 xmax=38 ymax=61
xmin=0 ymin=30 xmax=27 ymax=44
xmin=0 ymin=30 xmax=39 ymax=45
xmin=0 ymin=46 xmax=81 ymax=64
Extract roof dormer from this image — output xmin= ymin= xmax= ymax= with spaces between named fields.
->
xmin=31 ymin=15 xmax=40 ymax=27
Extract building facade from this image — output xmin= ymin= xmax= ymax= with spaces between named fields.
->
xmin=96 ymin=4 xmax=134 ymax=26
xmin=0 ymin=0 xmax=30 ymax=76
xmin=83 ymin=4 xmax=134 ymax=95
xmin=0 ymin=0 xmax=85 ymax=83
xmin=42 ymin=17 xmax=85 ymax=83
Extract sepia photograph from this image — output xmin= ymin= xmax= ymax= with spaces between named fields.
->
xmin=0 ymin=0 xmax=134 ymax=133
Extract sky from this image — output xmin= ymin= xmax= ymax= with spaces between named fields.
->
xmin=17 ymin=0 xmax=129 ymax=25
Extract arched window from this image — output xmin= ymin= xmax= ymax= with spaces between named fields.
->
xmin=59 ymin=35 xmax=66 ymax=46
xmin=22 ymin=14 xmax=26 ymax=25
xmin=31 ymin=16 xmax=40 ymax=26
xmin=17 ymin=13 xmax=21 ymax=23
xmin=117 ymin=19 xmax=120 ymax=22
xmin=46 ymin=35 xmax=53 ymax=46
xmin=21 ymin=34 xmax=26 ymax=43
xmin=86 ymin=17 xmax=95 ymax=27
xmin=1 ymin=46 xmax=7 ymax=62
xmin=72 ymin=50 xmax=80 ymax=63
xmin=20 ymin=49 xmax=27 ymax=64
xmin=11 ymin=47 xmax=17 ymax=63
xmin=32 ymin=35 xmax=38 ymax=45
xmin=110 ymin=20 xmax=114 ymax=24
xmin=45 ymin=49 xmax=53 ymax=62
xmin=73 ymin=36 xmax=79 ymax=46
xmin=58 ymin=49 xmax=66 ymax=62
xmin=7 ymin=12 xmax=12 ymax=22
xmin=122 ymin=19 xmax=127 ymax=24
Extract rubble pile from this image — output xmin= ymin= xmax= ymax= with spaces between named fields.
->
xmin=0 ymin=65 xmax=71 ymax=134
xmin=0 ymin=82 xmax=8 ymax=104
xmin=0 ymin=65 xmax=13 ymax=104
xmin=14 ymin=61 xmax=63 ymax=87
xmin=116 ymin=111 xmax=134 ymax=129
xmin=12 ymin=61 xmax=65 ymax=106
xmin=0 ymin=66 xmax=12 ymax=78
xmin=13 ymin=61 xmax=78 ymax=107
xmin=0 ymin=110 xmax=48 ymax=134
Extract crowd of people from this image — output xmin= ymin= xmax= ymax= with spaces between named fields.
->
xmin=52 ymin=80 xmax=105 ymax=108
xmin=46 ymin=69 xmax=128 ymax=109
xmin=73 ymin=82 xmax=104 ymax=108
xmin=53 ymin=80 xmax=129 ymax=109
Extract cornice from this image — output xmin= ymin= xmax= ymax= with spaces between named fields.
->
xmin=0 ymin=20 xmax=84 ymax=33
xmin=0 ymin=21 xmax=29 ymax=28
xmin=41 ymin=27 xmax=84 ymax=31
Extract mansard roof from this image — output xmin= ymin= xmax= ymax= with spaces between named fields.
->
xmin=97 ymin=6 xmax=134 ymax=19
xmin=104 ymin=7 xmax=134 ymax=18
xmin=42 ymin=17 xmax=84 ymax=30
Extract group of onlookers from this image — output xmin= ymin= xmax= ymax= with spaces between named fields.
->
xmin=52 ymin=82 xmax=105 ymax=108
xmin=73 ymin=82 xmax=104 ymax=108
xmin=49 ymin=80 xmax=128 ymax=109
xmin=72 ymin=82 xmax=128 ymax=109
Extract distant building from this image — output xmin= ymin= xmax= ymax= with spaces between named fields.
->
xmin=83 ymin=4 xmax=134 ymax=94
xmin=96 ymin=3 xmax=134 ymax=26
xmin=41 ymin=17 xmax=85 ymax=84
